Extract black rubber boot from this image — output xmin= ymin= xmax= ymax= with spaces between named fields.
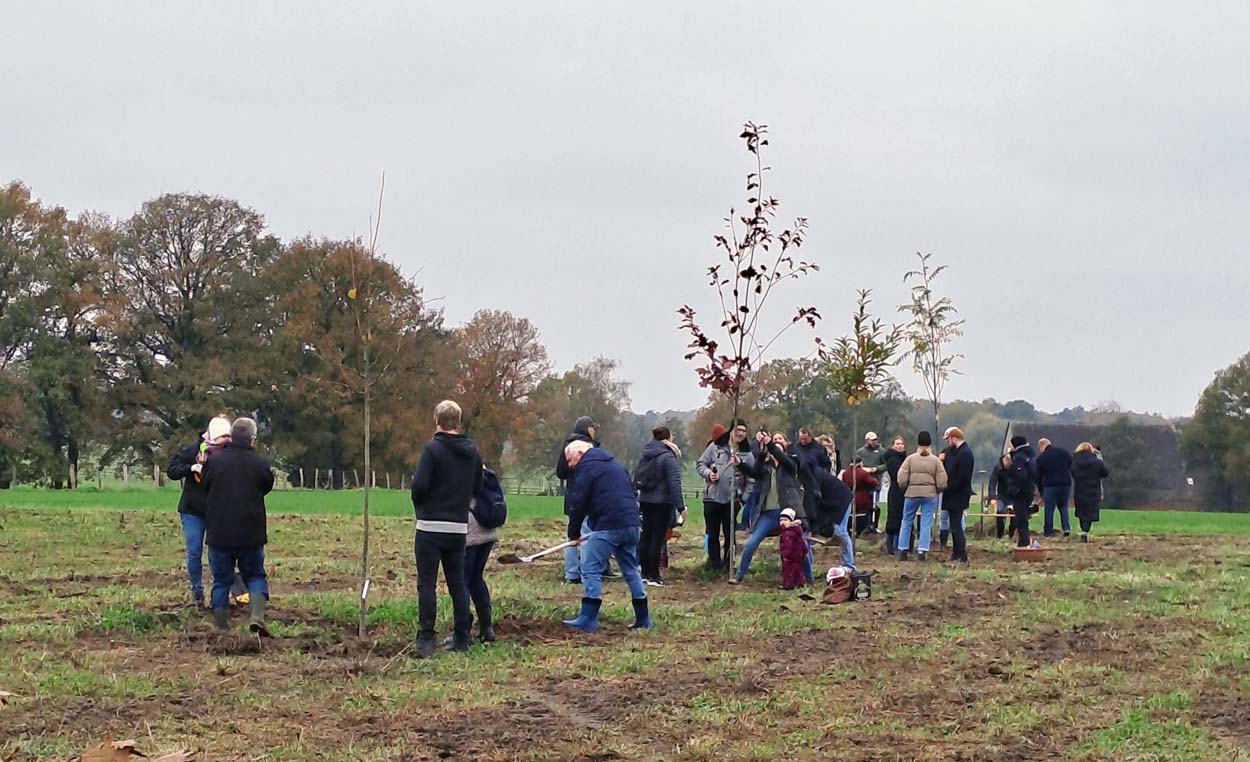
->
xmin=898 ymin=550 xmax=909 ymax=562
xmin=248 ymin=596 xmax=270 ymax=637
xmin=628 ymin=598 xmax=652 ymax=630
xmin=212 ymin=607 xmax=230 ymax=631
xmin=478 ymin=606 xmax=495 ymax=643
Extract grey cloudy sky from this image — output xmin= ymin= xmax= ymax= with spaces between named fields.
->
xmin=5 ymin=2 xmax=1248 ymax=416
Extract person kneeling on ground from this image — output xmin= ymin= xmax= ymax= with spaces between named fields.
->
xmin=562 ymin=440 xmax=650 ymax=632
xmin=203 ymin=417 xmax=275 ymax=634
xmin=410 ymin=400 xmax=483 ymax=657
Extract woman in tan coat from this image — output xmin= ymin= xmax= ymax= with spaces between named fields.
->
xmin=895 ymin=431 xmax=948 ymax=561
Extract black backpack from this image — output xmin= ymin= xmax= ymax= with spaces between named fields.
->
xmin=472 ymin=468 xmax=508 ymax=529
xmin=1007 ymin=453 xmax=1033 ymax=498
xmin=633 ymin=453 xmax=664 ymax=492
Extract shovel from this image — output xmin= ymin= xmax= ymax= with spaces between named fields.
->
xmin=498 ymin=538 xmax=583 ymax=565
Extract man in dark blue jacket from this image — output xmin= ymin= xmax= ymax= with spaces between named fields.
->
xmin=556 ymin=416 xmax=600 ymax=583
xmin=942 ymin=427 xmax=975 ymax=564
xmin=561 ymin=441 xmax=650 ymax=633
xmin=1035 ymin=438 xmax=1074 ymax=538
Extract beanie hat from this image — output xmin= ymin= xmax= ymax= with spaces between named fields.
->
xmin=917 ymin=431 xmax=932 ymax=447
xmin=1011 ymin=435 xmax=1027 ymax=448
xmin=205 ymin=416 xmax=232 ymax=442
xmin=709 ymin=423 xmax=728 ymax=444
xmin=780 ymin=508 xmax=797 ymax=521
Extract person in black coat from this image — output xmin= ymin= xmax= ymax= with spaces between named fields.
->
xmin=635 ymin=426 xmax=684 ymax=586
xmin=988 ymin=453 xmax=1013 ymax=539
xmin=793 ymin=427 xmax=832 ymax=533
xmin=410 ymin=400 xmax=484 ymax=656
xmin=941 ymin=427 xmax=975 ymax=564
xmin=557 ymin=416 xmax=600 ymax=583
xmin=1035 ymin=438 xmax=1074 ymax=538
xmin=1005 ymin=436 xmax=1038 ymax=548
xmin=166 ymin=415 xmax=231 ymax=607
xmin=881 ymin=436 xmax=908 ymax=555
xmin=202 ymin=417 xmax=276 ymax=634
xmin=1070 ymin=442 xmax=1110 ymax=542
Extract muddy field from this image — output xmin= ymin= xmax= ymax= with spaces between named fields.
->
xmin=1 ymin=507 xmax=1247 ymax=760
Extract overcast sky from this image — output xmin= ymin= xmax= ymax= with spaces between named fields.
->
xmin=5 ymin=2 xmax=1248 ymax=416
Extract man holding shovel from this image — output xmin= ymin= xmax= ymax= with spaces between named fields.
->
xmin=561 ymin=440 xmax=650 ymax=633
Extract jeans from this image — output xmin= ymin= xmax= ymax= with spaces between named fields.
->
xmin=1043 ymin=485 xmax=1072 ymax=535
xmin=207 ymin=545 xmax=268 ymax=610
xmin=703 ymin=500 xmax=732 ymax=571
xmin=180 ymin=513 xmax=206 ymax=598
xmin=735 ymin=509 xmax=813 ymax=582
xmin=564 ymin=518 xmax=614 ymax=580
xmin=738 ymin=489 xmax=761 ymax=531
xmin=639 ymin=501 xmax=671 ymax=580
xmin=415 ymin=531 xmax=470 ymax=643
xmin=939 ymin=506 xmax=967 ymax=532
xmin=995 ymin=498 xmax=1009 ymax=538
xmin=464 ymin=541 xmax=495 ymax=613
xmin=581 ymin=527 xmax=646 ymax=601
xmin=833 ymin=505 xmax=855 ymax=569
xmin=898 ymin=496 xmax=938 ymax=552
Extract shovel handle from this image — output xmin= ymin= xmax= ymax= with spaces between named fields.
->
xmin=520 ymin=538 xmax=584 ymax=563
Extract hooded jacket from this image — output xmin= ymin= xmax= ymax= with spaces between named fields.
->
xmin=1070 ymin=451 xmax=1110 ymax=510
xmin=793 ymin=439 xmax=832 ymax=508
xmin=636 ymin=439 xmax=684 ymax=515
xmin=565 ymin=448 xmax=641 ymax=539
xmin=1006 ymin=444 xmax=1038 ymax=501
xmin=411 ymin=432 xmax=484 ymax=533
xmin=557 ymin=417 xmax=598 ymax=516
xmin=815 ymin=469 xmax=853 ymax=527
xmin=696 ymin=431 xmax=755 ymax=504
xmin=203 ymin=440 xmax=275 ymax=547
xmin=739 ymin=441 xmax=802 ymax=515
xmin=841 ymin=464 xmax=880 ymax=513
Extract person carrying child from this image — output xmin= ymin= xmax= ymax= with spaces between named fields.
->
xmin=777 ymin=508 xmax=807 ymax=590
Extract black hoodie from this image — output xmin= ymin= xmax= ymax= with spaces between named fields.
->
xmin=411 ymin=432 xmax=484 ymax=533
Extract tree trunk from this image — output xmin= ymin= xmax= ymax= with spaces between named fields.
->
xmin=728 ymin=391 xmax=740 ymax=578
xmin=359 ymin=372 xmax=372 ymax=638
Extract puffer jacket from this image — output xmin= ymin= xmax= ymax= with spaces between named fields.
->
xmin=636 ymin=439 xmax=684 ymax=515
xmin=695 ymin=434 xmax=755 ymax=504
xmin=897 ymin=449 xmax=948 ymax=498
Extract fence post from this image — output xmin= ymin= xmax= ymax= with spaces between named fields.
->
xmin=153 ymin=463 xmax=160 ymax=486
xmin=123 ymin=464 xmax=130 ymax=488
xmin=386 ymin=472 xmax=392 ymax=490
xmin=96 ymin=461 xmax=103 ymax=490
xmin=299 ymin=467 xmax=305 ymax=489
xmin=371 ymin=470 xmax=376 ymax=488
xmin=354 ymin=469 xmax=360 ymax=488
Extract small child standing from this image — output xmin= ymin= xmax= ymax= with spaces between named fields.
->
xmin=778 ymin=508 xmax=807 ymax=590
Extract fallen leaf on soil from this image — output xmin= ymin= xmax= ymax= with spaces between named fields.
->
xmin=0 ymin=690 xmax=15 ymax=706
xmin=81 ymin=739 xmax=144 ymax=761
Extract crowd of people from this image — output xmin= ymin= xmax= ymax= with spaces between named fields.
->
xmin=166 ymin=404 xmax=1111 ymax=654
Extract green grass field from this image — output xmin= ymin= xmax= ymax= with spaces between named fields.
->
xmin=1 ymin=490 xmax=1248 ymax=760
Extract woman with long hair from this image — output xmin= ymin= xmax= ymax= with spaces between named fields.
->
xmin=881 ymin=435 xmax=908 ymax=556
xmin=1071 ymin=442 xmax=1110 ymax=543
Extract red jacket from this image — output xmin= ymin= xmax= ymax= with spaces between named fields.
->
xmin=841 ymin=466 xmax=879 ymax=513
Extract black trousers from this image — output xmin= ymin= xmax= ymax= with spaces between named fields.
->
xmin=639 ymin=501 xmax=670 ymax=580
xmin=464 ymin=540 xmax=495 ymax=612
xmin=1012 ymin=498 xmax=1033 ymax=547
xmin=946 ymin=500 xmax=968 ymax=561
xmin=415 ymin=530 xmax=470 ymax=642
xmin=703 ymin=499 xmax=732 ymax=571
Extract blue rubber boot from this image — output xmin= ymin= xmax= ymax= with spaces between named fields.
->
xmin=562 ymin=597 xmax=601 ymax=633
xmin=629 ymin=597 xmax=652 ymax=630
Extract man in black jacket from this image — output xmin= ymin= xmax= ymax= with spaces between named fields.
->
xmin=410 ymin=400 xmax=483 ymax=656
xmin=942 ymin=427 xmax=975 ymax=564
xmin=557 ymin=416 xmax=599 ymax=583
xmin=793 ymin=427 xmax=832 ymax=535
xmin=1035 ymin=438 xmax=1074 ymax=538
xmin=202 ymin=417 xmax=276 ymax=634
xmin=1006 ymin=436 xmax=1038 ymax=548
xmin=166 ymin=415 xmax=230 ymax=608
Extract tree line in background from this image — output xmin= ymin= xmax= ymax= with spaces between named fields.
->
xmin=3 ymin=176 xmax=1247 ymax=510
xmin=0 ymin=181 xmax=634 ymax=489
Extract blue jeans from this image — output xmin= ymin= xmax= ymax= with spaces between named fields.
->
xmin=899 ymin=497 xmax=938 ymax=552
xmin=564 ymin=518 xmax=615 ymax=580
xmin=180 ymin=513 xmax=206 ymax=598
xmin=580 ymin=527 xmax=646 ymax=601
xmin=735 ymin=509 xmax=813 ymax=583
xmin=738 ymin=488 xmax=761 ymax=530
xmin=1043 ymin=485 xmax=1072 ymax=535
xmin=833 ymin=506 xmax=855 ymax=569
xmin=207 ymin=545 xmax=269 ymax=610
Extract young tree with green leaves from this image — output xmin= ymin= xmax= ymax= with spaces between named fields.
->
xmin=899 ymin=252 xmax=964 ymax=437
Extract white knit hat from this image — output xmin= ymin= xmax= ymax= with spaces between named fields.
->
xmin=205 ymin=416 xmax=232 ymax=442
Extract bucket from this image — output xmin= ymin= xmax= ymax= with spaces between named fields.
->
xmin=851 ymin=570 xmax=873 ymax=601
xmin=1012 ymin=547 xmax=1049 ymax=563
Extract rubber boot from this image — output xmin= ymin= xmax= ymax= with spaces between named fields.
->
xmin=477 ymin=606 xmax=495 ymax=643
xmin=939 ymin=530 xmax=949 ymax=549
xmin=247 ymin=595 xmax=270 ymax=637
xmin=562 ymin=597 xmax=601 ymax=633
xmin=414 ymin=636 xmax=435 ymax=658
xmin=628 ymin=598 xmax=652 ymax=630
xmin=884 ymin=533 xmax=898 ymax=556
xmin=898 ymin=550 xmax=909 ymax=562
xmin=212 ymin=607 xmax=230 ymax=631
xmin=445 ymin=634 xmax=471 ymax=653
